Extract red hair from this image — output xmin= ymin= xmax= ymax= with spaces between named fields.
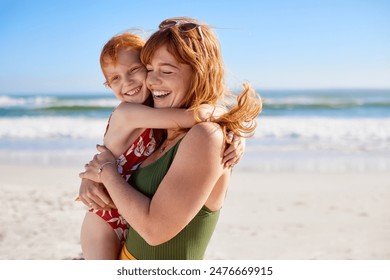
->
xmin=100 ymin=32 xmax=145 ymax=78
xmin=141 ymin=17 xmax=261 ymax=138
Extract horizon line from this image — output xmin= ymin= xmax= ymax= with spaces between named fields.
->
xmin=1 ymin=87 xmax=390 ymax=95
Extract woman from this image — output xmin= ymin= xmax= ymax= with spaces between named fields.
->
xmin=79 ymin=17 xmax=261 ymax=259
xmin=79 ymin=31 xmax=240 ymax=260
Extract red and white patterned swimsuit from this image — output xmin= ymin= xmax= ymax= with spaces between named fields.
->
xmin=90 ymin=128 xmax=156 ymax=244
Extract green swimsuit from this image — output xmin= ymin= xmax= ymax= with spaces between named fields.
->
xmin=125 ymin=139 xmax=220 ymax=260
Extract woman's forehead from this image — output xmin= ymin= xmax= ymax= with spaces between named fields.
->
xmin=149 ymin=46 xmax=179 ymax=65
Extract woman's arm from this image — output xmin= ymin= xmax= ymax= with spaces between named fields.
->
xmin=81 ymin=103 xmax=231 ymax=209
xmin=80 ymin=122 xmax=228 ymax=246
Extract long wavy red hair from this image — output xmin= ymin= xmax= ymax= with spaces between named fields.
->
xmin=141 ymin=17 xmax=262 ymax=138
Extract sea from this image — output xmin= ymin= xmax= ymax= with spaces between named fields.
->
xmin=1 ymin=89 xmax=390 ymax=172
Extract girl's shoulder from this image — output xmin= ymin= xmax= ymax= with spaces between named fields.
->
xmin=114 ymin=101 xmax=142 ymax=112
xmin=111 ymin=102 xmax=145 ymax=122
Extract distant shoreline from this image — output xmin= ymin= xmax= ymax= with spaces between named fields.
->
xmin=2 ymin=88 xmax=390 ymax=95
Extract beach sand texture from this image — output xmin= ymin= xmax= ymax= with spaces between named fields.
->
xmin=1 ymin=164 xmax=389 ymax=260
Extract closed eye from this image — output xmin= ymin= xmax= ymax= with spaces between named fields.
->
xmin=109 ymin=76 xmax=119 ymax=83
xmin=129 ymin=65 xmax=144 ymax=73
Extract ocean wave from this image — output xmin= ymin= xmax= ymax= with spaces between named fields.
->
xmin=2 ymin=93 xmax=390 ymax=119
xmin=0 ymin=116 xmax=106 ymax=139
xmin=1 ymin=116 xmax=390 ymax=152
xmin=251 ymin=116 xmax=390 ymax=151
xmin=36 ymin=98 xmax=120 ymax=109
xmin=3 ymin=94 xmax=390 ymax=110
xmin=0 ymin=95 xmax=57 ymax=107
xmin=262 ymin=96 xmax=390 ymax=109
xmin=0 ymin=95 xmax=119 ymax=109
xmin=254 ymin=116 xmax=390 ymax=139
xmin=36 ymin=105 xmax=115 ymax=112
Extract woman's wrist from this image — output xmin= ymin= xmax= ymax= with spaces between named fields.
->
xmin=98 ymin=161 xmax=118 ymax=183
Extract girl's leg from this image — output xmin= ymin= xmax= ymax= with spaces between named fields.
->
xmin=80 ymin=212 xmax=121 ymax=260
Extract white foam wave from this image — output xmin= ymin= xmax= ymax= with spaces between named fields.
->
xmin=41 ymin=98 xmax=120 ymax=108
xmin=1 ymin=116 xmax=390 ymax=152
xmin=0 ymin=116 xmax=106 ymax=139
xmin=1 ymin=116 xmax=389 ymax=171
xmin=253 ymin=116 xmax=390 ymax=151
xmin=0 ymin=95 xmax=119 ymax=108
xmin=263 ymin=96 xmax=365 ymax=107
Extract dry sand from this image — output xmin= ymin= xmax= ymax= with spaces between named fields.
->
xmin=1 ymin=164 xmax=389 ymax=259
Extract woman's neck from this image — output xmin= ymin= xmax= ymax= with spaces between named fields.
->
xmin=157 ymin=129 xmax=185 ymax=155
xmin=166 ymin=129 xmax=179 ymax=140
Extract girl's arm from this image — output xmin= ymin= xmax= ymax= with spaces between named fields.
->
xmin=107 ymin=102 xmax=244 ymax=167
xmin=106 ymin=102 xmax=244 ymax=169
xmin=78 ymin=178 xmax=115 ymax=210
xmin=111 ymin=102 xmax=222 ymax=130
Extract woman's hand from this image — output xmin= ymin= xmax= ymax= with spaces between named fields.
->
xmin=78 ymin=178 xmax=116 ymax=210
xmin=79 ymin=144 xmax=118 ymax=209
xmin=223 ymin=131 xmax=246 ymax=168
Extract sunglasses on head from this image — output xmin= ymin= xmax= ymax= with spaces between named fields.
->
xmin=159 ymin=19 xmax=204 ymax=42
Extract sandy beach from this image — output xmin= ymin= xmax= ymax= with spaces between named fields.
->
xmin=1 ymin=163 xmax=389 ymax=260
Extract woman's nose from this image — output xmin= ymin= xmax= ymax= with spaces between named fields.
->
xmin=146 ymin=71 xmax=161 ymax=87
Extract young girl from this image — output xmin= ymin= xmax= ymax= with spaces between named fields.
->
xmin=79 ymin=32 xmax=242 ymax=259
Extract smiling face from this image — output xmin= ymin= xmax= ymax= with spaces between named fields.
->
xmin=145 ymin=45 xmax=193 ymax=109
xmin=103 ymin=49 xmax=150 ymax=104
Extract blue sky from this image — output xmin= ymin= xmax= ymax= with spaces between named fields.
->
xmin=0 ymin=0 xmax=389 ymax=93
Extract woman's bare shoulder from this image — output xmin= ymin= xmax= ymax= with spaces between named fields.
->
xmin=182 ymin=122 xmax=225 ymax=151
